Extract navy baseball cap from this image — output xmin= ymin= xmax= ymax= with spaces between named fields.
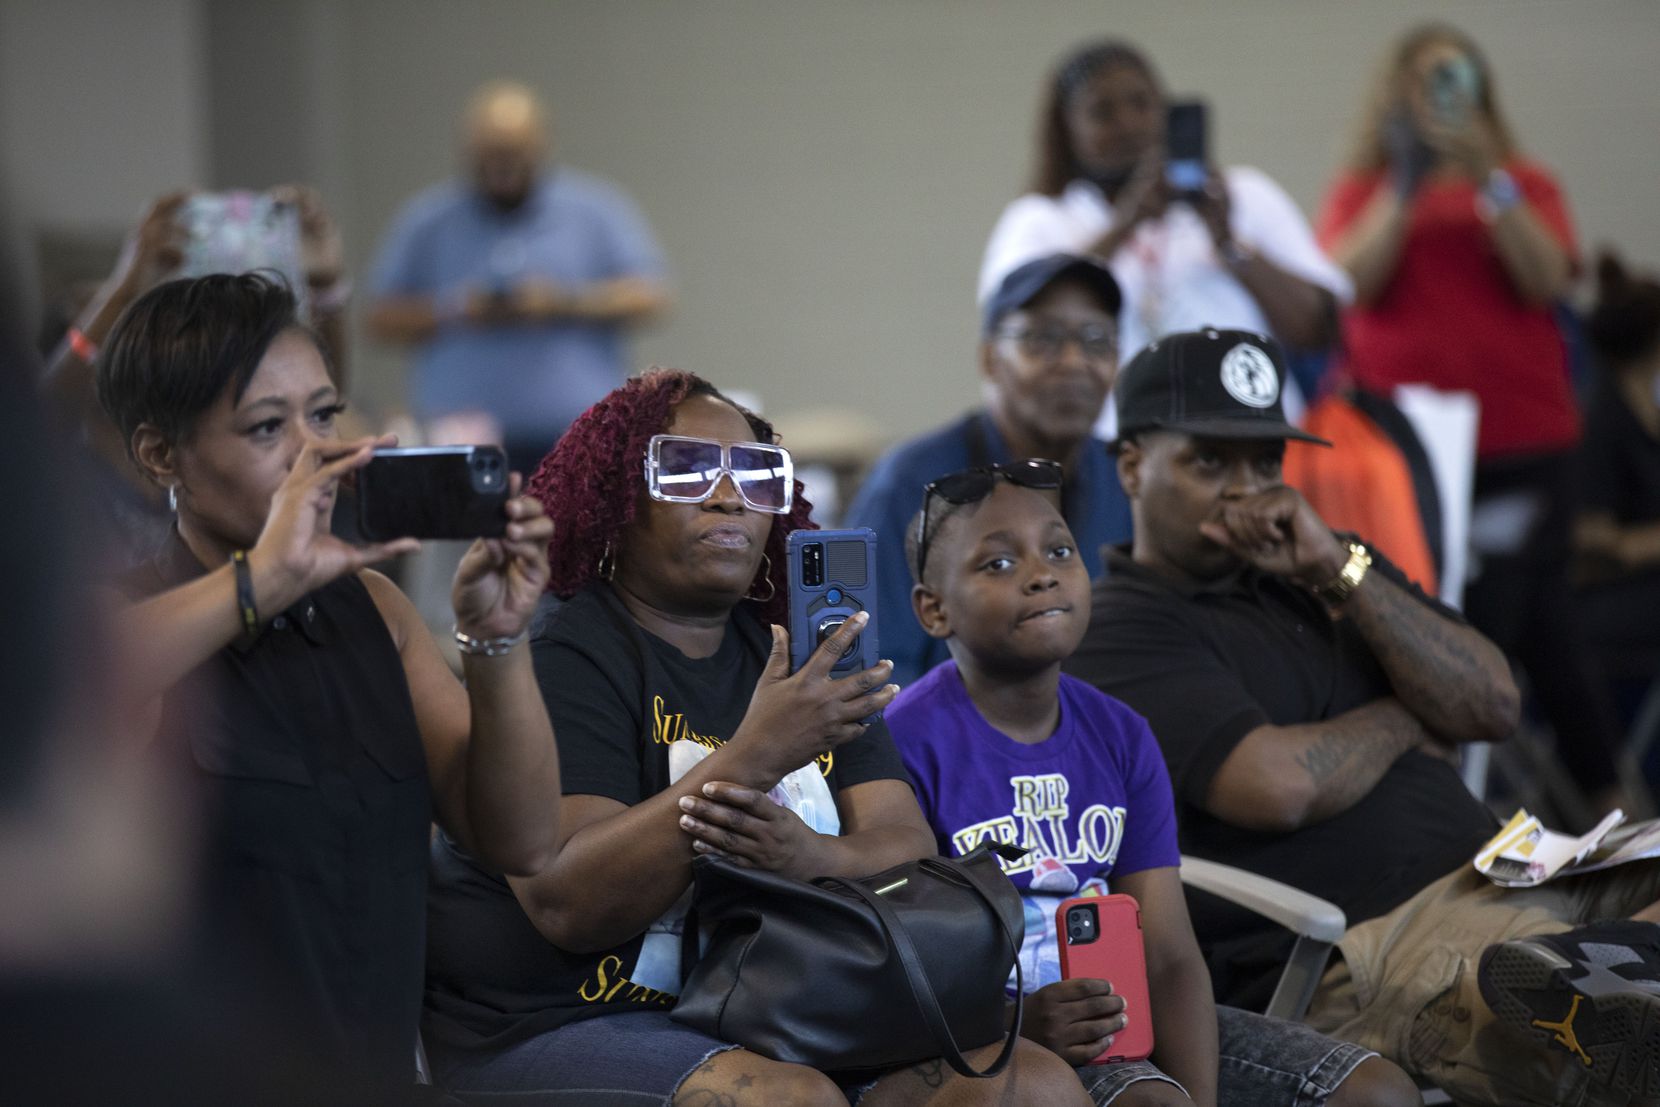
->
xmin=1113 ymin=328 xmax=1331 ymax=445
xmin=981 ymin=254 xmax=1122 ymax=336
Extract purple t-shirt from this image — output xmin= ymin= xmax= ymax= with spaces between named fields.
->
xmin=887 ymin=661 xmax=1181 ymax=988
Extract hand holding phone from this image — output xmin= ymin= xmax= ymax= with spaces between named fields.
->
xmin=727 ymin=614 xmax=897 ymax=784
xmin=1022 ymin=977 xmax=1128 ymax=1067
xmin=356 ymin=445 xmax=511 ymax=541
xmin=449 ymin=471 xmax=554 ymax=647
xmin=1056 ymin=895 xmax=1155 ymax=1064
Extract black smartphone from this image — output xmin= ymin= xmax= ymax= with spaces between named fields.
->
xmin=787 ymin=528 xmax=881 ymax=694
xmin=1165 ymin=100 xmax=1209 ymax=200
xmin=356 ymin=445 xmax=511 ymax=541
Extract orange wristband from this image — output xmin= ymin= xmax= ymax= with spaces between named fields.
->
xmin=67 ymin=326 xmax=98 ymax=362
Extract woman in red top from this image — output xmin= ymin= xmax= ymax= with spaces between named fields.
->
xmin=1317 ymin=23 xmax=1629 ymax=814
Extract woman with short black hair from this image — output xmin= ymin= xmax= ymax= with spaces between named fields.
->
xmin=98 ymin=272 xmax=562 ymax=1096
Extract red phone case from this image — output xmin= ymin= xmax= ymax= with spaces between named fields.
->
xmin=1055 ymin=893 xmax=1155 ymax=1064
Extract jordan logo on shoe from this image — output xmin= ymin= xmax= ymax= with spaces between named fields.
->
xmin=1530 ymin=993 xmax=1593 ymax=1068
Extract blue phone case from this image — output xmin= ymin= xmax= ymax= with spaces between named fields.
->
xmin=786 ymin=529 xmax=881 ymax=699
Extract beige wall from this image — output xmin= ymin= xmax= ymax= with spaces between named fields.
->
xmin=310 ymin=0 xmax=1660 ymax=442
xmin=1 ymin=0 xmax=206 ymax=321
xmin=8 ymin=0 xmax=1659 ymax=445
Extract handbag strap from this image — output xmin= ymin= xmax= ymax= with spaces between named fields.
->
xmin=823 ymin=866 xmax=1025 ymax=1079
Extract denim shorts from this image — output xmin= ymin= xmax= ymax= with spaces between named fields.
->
xmin=432 ymin=1010 xmax=883 ymax=1105
xmin=1077 ymin=1004 xmax=1376 ymax=1106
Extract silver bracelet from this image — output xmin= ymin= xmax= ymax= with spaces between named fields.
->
xmin=453 ymin=625 xmax=527 ymax=657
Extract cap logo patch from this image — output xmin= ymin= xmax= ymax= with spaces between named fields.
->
xmin=1219 ymin=343 xmax=1278 ymax=409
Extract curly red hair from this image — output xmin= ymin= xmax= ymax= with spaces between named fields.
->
xmin=527 ymin=368 xmax=813 ymax=626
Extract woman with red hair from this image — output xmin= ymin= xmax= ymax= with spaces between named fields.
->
xmin=423 ymin=370 xmax=1088 ymax=1105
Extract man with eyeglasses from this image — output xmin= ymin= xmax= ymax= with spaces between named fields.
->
xmin=846 ymin=253 xmax=1130 ymax=687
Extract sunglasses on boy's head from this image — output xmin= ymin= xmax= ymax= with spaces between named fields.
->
xmin=913 ymin=458 xmax=1064 ymax=583
xmin=644 ymin=434 xmax=795 ymax=514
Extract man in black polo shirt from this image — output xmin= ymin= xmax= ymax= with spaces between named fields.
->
xmin=1067 ymin=328 xmax=1660 ymax=1107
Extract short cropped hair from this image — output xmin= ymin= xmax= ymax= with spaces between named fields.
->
xmin=97 ymin=272 xmax=312 ymax=452
xmin=904 ymin=497 xmax=984 ymax=589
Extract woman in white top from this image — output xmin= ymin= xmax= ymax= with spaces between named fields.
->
xmin=980 ymin=38 xmax=1349 ymax=421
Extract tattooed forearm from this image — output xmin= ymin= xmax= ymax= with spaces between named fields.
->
xmin=1290 ymin=698 xmax=1430 ymax=824
xmin=1344 ymin=568 xmax=1519 ymax=743
xmin=1294 ymin=732 xmax=1352 ymax=788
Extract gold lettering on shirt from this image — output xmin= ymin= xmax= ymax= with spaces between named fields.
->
xmin=650 ymin=694 xmax=834 ymax=777
xmin=577 ymin=955 xmax=674 ymax=1008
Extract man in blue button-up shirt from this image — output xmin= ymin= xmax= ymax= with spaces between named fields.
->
xmin=845 ymin=254 xmax=1132 ymax=686
xmin=367 ymin=81 xmax=669 ymax=474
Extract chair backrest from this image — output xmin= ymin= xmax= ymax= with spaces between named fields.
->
xmin=1390 ymin=384 xmax=1492 ymax=798
xmin=1390 ymin=385 xmax=1480 ymax=610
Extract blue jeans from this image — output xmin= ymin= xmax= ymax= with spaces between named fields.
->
xmin=1079 ymin=1005 xmax=1376 ymax=1106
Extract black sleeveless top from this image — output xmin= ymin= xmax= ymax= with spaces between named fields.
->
xmin=124 ymin=531 xmax=432 ymax=1089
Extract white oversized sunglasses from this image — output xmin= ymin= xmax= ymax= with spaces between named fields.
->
xmin=644 ymin=434 xmax=795 ymax=514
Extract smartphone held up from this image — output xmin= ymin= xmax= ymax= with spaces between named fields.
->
xmin=356 ymin=445 xmax=511 ymax=542
xmin=177 ymin=191 xmax=312 ymax=318
xmin=1164 ymin=100 xmax=1209 ymax=202
xmin=787 ymin=528 xmax=883 ymax=718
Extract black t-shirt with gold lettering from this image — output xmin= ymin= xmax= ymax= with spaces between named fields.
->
xmin=422 ymin=584 xmax=910 ymax=1055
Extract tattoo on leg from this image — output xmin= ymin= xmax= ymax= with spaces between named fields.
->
xmin=674 ymin=1093 xmax=738 ymax=1107
xmin=909 ymin=1059 xmax=946 ymax=1089
xmin=673 ymin=1051 xmax=740 ymax=1107
xmin=734 ymin=1073 xmax=754 ymax=1089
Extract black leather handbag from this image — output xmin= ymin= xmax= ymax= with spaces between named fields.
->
xmin=670 ymin=842 xmax=1027 ymax=1077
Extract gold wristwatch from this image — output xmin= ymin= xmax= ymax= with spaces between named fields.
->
xmin=1315 ymin=540 xmax=1372 ymax=606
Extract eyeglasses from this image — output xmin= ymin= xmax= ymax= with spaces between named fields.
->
xmin=913 ymin=459 xmax=1064 ymax=582
xmin=644 ymin=434 xmax=795 ymax=514
xmin=995 ymin=323 xmax=1117 ymax=362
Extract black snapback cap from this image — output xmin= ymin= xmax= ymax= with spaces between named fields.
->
xmin=1113 ymin=328 xmax=1331 ymax=445
xmin=982 ymin=254 xmax=1122 ymax=336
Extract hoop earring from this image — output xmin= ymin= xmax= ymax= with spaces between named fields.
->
xmin=597 ymin=542 xmax=616 ymax=582
xmin=745 ymin=552 xmax=775 ymax=604
xmin=167 ymin=484 xmax=179 ymax=512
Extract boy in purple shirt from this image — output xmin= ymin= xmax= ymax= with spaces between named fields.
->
xmin=885 ymin=466 xmax=1417 ymax=1107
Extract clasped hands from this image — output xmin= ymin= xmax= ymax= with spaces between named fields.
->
xmin=677 ymin=781 xmax=828 ymax=880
